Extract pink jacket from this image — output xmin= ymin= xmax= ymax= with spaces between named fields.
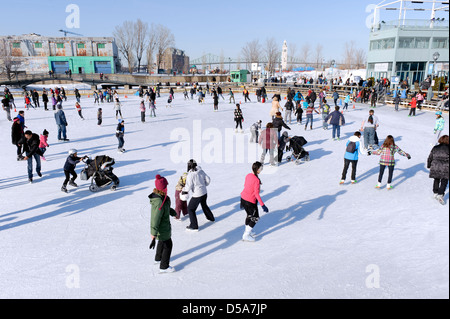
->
xmin=39 ymin=134 xmax=49 ymax=148
xmin=241 ymin=173 xmax=264 ymax=206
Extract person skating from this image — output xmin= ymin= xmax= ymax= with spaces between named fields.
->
xmin=140 ymin=99 xmax=146 ymax=123
xmin=325 ymin=106 xmax=346 ymax=141
xmin=427 ymin=135 xmax=449 ymax=205
xmin=234 ymin=104 xmax=244 ymax=133
xmin=19 ymin=130 xmax=44 ymax=183
xmin=304 ymin=103 xmax=320 ymax=130
xmin=114 ymin=98 xmax=123 ymax=119
xmin=228 ymin=88 xmax=235 ymax=104
xmin=408 ymin=96 xmax=417 ymax=117
xmin=2 ymin=96 xmax=12 ymax=121
xmin=61 ymin=149 xmax=87 ymax=193
xmin=182 ymin=159 xmax=215 ymax=231
xmin=42 ymin=89 xmax=49 ymax=111
xmin=321 ymin=98 xmax=330 ymax=130
xmin=54 ymin=104 xmax=69 ymax=141
xmin=369 ymin=135 xmax=411 ymax=190
xmin=340 ymin=131 xmax=365 ymax=185
xmin=277 ymin=131 xmax=290 ymax=164
xmin=272 ymin=112 xmax=291 ymax=138
xmin=149 ymin=174 xmax=177 ymax=273
xmin=284 ymin=98 xmax=294 ymax=124
xmin=39 ymin=129 xmax=49 ymax=161
xmin=433 ymin=111 xmax=445 ymax=146
xmin=116 ymin=119 xmax=125 ymax=153
xmin=11 ymin=117 xmax=25 ymax=161
xmin=213 ymin=92 xmax=219 ymax=111
xmin=259 ymin=123 xmax=278 ymax=166
xmin=250 ymin=120 xmax=262 ymax=143
xmin=240 ymin=161 xmax=269 ymax=242
xmin=270 ymin=97 xmax=283 ymax=120
xmin=75 ymin=102 xmax=84 ymax=120
xmin=294 ymin=100 xmax=304 ymax=125
xmin=97 ymin=108 xmax=103 ymax=126
xmin=360 ymin=109 xmax=379 ymax=150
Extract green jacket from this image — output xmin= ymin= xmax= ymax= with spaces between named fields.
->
xmin=149 ymin=192 xmax=176 ymax=241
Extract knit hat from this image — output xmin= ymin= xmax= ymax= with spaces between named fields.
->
xmin=155 ymin=174 xmax=168 ymax=191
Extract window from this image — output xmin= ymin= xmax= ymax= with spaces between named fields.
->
xmin=77 ymin=43 xmax=85 ymax=49
xmin=57 ymin=43 xmax=64 ymax=49
xmin=35 ymin=42 xmax=42 ymax=49
xmin=97 ymin=43 xmax=105 ymax=49
xmin=432 ymin=37 xmax=449 ymax=49
xmin=12 ymin=42 xmax=20 ymax=48
xmin=369 ymin=38 xmax=395 ymax=50
xmin=399 ymin=37 xmax=430 ymax=49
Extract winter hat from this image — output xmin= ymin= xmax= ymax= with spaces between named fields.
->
xmin=155 ymin=174 xmax=168 ymax=192
xmin=118 ymin=119 xmax=124 ymax=123
xmin=43 ymin=129 xmax=49 ymax=135
xmin=436 ymin=111 xmax=442 ymax=116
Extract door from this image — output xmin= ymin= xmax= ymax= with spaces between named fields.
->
xmin=51 ymin=61 xmax=69 ymax=74
xmin=94 ymin=61 xmax=112 ymax=74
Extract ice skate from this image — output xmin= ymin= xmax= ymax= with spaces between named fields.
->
xmin=436 ymin=195 xmax=445 ymax=205
xmin=69 ymin=180 xmax=78 ymax=187
xmin=159 ymin=266 xmax=175 ymax=274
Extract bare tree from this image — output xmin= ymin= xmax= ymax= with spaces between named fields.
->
xmin=154 ymin=24 xmax=175 ymax=74
xmin=146 ymin=23 xmax=158 ymax=74
xmin=314 ymin=44 xmax=324 ymax=69
xmin=342 ymin=41 xmax=355 ymax=69
xmin=134 ymin=19 xmax=148 ymax=73
xmin=300 ymin=43 xmax=311 ymax=68
xmin=113 ymin=21 xmax=136 ymax=74
xmin=354 ymin=48 xmax=366 ymax=69
xmin=241 ymin=39 xmax=262 ymax=70
xmin=264 ymin=37 xmax=280 ymax=75
xmin=288 ymin=43 xmax=298 ymax=71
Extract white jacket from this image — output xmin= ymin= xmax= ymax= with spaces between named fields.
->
xmin=183 ymin=167 xmax=211 ymax=198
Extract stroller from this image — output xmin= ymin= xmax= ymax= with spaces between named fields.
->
xmin=80 ymin=155 xmax=120 ymax=192
xmin=286 ymin=136 xmax=310 ymax=165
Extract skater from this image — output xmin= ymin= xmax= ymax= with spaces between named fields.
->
xmin=408 ymin=96 xmax=417 ymax=117
xmin=182 ymin=159 xmax=215 ymax=231
xmin=213 ymin=92 xmax=219 ymax=111
xmin=332 ymin=90 xmax=339 ymax=107
xmin=174 ymin=172 xmax=189 ymax=220
xmin=54 ymin=104 xmax=69 ymax=141
xmin=217 ymin=86 xmax=224 ymax=100
xmin=273 ymin=112 xmax=291 ymax=138
xmin=294 ymin=100 xmax=304 ymax=125
xmin=42 ymin=89 xmax=49 ymax=110
xmin=19 ymin=130 xmax=44 ymax=183
xmin=51 ymin=94 xmax=57 ymax=111
xmin=75 ymin=102 xmax=84 ymax=120
xmin=393 ymin=93 xmax=401 ymax=112
xmin=39 ymin=129 xmax=49 ymax=161
xmin=340 ymin=131 xmax=364 ymax=185
xmin=250 ymin=120 xmax=262 ymax=143
xmin=116 ymin=119 xmax=125 ymax=153
xmin=284 ymin=98 xmax=294 ymax=124
xmin=360 ymin=109 xmax=379 ymax=150
xmin=149 ymin=99 xmax=157 ymax=117
xmin=343 ymin=93 xmax=351 ymax=111
xmin=97 ymin=108 xmax=103 ymax=126
xmin=2 ymin=95 xmax=12 ymax=121
xmin=259 ymin=123 xmax=278 ymax=166
xmin=234 ymin=104 xmax=244 ymax=132
xmin=270 ymin=97 xmax=283 ymax=120
xmin=228 ymin=88 xmax=235 ymax=104
xmin=427 ymin=135 xmax=449 ymax=205
xmin=370 ymin=135 xmax=411 ymax=190
xmin=74 ymin=88 xmax=81 ymax=103
xmin=114 ymin=98 xmax=123 ymax=119
xmin=94 ymin=91 xmax=99 ymax=104
xmin=149 ymin=174 xmax=177 ymax=273
xmin=32 ymin=90 xmax=40 ymax=108
xmin=325 ymin=106 xmax=346 ymax=140
xmin=61 ymin=149 xmax=88 ymax=193
xmin=240 ymin=161 xmax=269 ymax=242
xmin=167 ymin=94 xmax=173 ymax=108
xmin=433 ymin=111 xmax=445 ymax=146
xmin=277 ymin=131 xmax=290 ymax=164
xmin=11 ymin=117 xmax=24 ymax=161
xmin=321 ymin=99 xmax=330 ymax=130
xmin=304 ymin=103 xmax=320 ymax=130
xmin=370 ymin=89 xmax=377 ymax=108
xmin=140 ymin=100 xmax=146 ymax=123
xmin=243 ymin=87 xmax=251 ymax=103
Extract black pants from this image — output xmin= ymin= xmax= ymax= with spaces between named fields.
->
xmin=155 ymin=238 xmax=173 ymax=270
xmin=187 ymin=194 xmax=215 ymax=229
xmin=341 ymin=159 xmax=358 ymax=181
xmin=63 ymin=169 xmax=77 ymax=186
xmin=378 ymin=165 xmax=394 ymax=184
xmin=296 ymin=110 xmax=303 ymax=123
xmin=241 ymin=198 xmax=259 ymax=228
xmin=235 ymin=120 xmax=242 ymax=129
xmin=277 ymin=147 xmax=284 ymax=163
xmin=409 ymin=108 xmax=416 ymax=116
xmin=433 ymin=178 xmax=449 ymax=196
xmin=141 ymin=112 xmax=145 ymax=122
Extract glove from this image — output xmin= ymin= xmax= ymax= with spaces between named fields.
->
xmin=367 ymin=151 xmax=372 ymax=156
xmin=262 ymin=205 xmax=269 ymax=213
xmin=149 ymin=238 xmax=156 ymax=249
xmin=181 ymin=191 xmax=188 ymax=195
xmin=407 ymin=154 xmax=411 ymax=160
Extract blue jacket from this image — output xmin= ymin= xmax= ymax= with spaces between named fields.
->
xmin=54 ymin=110 xmax=67 ymax=126
xmin=344 ymin=136 xmax=362 ymax=161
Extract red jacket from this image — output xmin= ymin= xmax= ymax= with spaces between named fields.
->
xmin=241 ymin=173 xmax=264 ymax=206
xmin=410 ymin=98 xmax=417 ymax=108
xmin=259 ymin=128 xmax=278 ymax=149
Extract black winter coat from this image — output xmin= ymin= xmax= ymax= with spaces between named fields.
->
xmin=18 ymin=133 xmax=42 ymax=157
xmin=427 ymin=143 xmax=449 ymax=179
xmin=272 ymin=117 xmax=291 ymax=132
xmin=11 ymin=122 xmax=24 ymax=144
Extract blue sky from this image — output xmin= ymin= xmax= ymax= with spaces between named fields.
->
xmin=1 ymin=0 xmax=447 ymax=63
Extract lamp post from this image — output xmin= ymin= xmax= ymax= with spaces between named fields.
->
xmin=427 ymin=52 xmax=440 ymax=102
xmin=330 ymin=59 xmax=336 ymax=91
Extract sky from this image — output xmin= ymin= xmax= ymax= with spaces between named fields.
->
xmin=1 ymin=0 xmax=448 ymax=64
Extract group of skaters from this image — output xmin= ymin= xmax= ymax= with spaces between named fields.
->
xmin=2 ymin=82 xmax=448 ymax=275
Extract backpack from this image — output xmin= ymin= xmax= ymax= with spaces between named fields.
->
xmin=346 ymin=141 xmax=357 ymax=154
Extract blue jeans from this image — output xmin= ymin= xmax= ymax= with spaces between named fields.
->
xmin=322 ymin=113 xmax=329 ymax=129
xmin=363 ymin=127 xmax=375 ymax=149
xmin=332 ymin=125 xmax=340 ymax=139
xmin=305 ymin=114 xmax=313 ymax=127
xmin=117 ymin=136 xmax=125 ymax=149
xmin=57 ymin=125 xmax=67 ymax=140
xmin=27 ymin=153 xmax=41 ymax=179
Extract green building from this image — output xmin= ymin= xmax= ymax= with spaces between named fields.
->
xmin=48 ymin=56 xmax=115 ymax=74
xmin=230 ymin=70 xmax=250 ymax=83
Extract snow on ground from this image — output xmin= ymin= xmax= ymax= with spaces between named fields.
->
xmin=0 ymin=90 xmax=448 ymax=299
